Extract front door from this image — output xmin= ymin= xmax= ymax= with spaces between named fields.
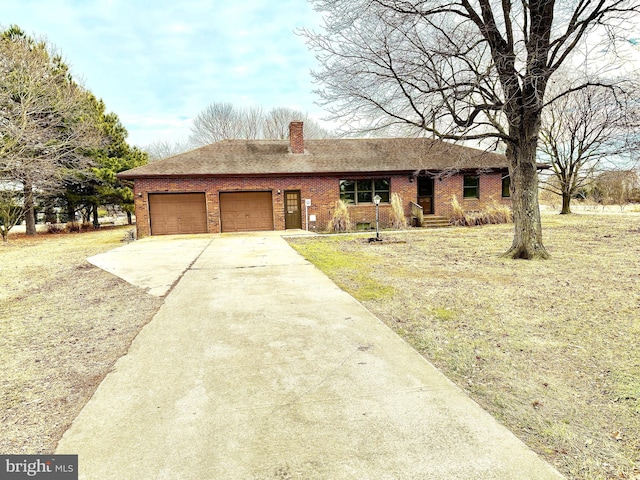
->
xmin=417 ymin=177 xmax=434 ymax=214
xmin=284 ymin=190 xmax=302 ymax=229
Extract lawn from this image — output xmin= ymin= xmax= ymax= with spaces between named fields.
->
xmin=287 ymin=212 xmax=640 ymax=480
xmin=0 ymin=227 xmax=163 ymax=454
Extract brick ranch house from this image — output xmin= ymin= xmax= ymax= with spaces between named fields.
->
xmin=118 ymin=122 xmax=511 ymax=237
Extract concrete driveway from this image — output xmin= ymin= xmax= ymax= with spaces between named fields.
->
xmin=87 ymin=235 xmax=214 ymax=297
xmin=57 ymin=233 xmax=564 ymax=479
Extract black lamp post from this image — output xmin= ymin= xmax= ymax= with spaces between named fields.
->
xmin=373 ymin=194 xmax=381 ymax=240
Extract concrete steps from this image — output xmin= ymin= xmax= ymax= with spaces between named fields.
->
xmin=421 ymin=216 xmax=451 ymax=228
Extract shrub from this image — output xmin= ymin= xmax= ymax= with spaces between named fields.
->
xmin=483 ymin=201 xmax=513 ymax=224
xmin=450 ymin=195 xmax=468 ymax=226
xmin=121 ymin=228 xmax=136 ymax=243
xmin=390 ymin=193 xmax=408 ymax=229
xmin=449 ymin=195 xmax=513 ymax=226
xmin=65 ymin=221 xmax=80 ymax=233
xmin=46 ymin=223 xmax=64 ymax=234
xmin=328 ymin=200 xmax=351 ymax=232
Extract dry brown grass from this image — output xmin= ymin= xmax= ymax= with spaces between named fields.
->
xmin=288 ymin=212 xmax=640 ymax=480
xmin=450 ymin=194 xmax=513 ymax=226
xmin=0 ymin=227 xmax=162 ymax=454
xmin=390 ymin=192 xmax=408 ymax=229
xmin=327 ymin=200 xmax=352 ymax=233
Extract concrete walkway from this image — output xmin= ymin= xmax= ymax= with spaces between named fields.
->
xmin=57 ymin=234 xmax=564 ymax=479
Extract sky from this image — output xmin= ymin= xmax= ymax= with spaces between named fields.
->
xmin=0 ymin=0 xmax=328 ymax=147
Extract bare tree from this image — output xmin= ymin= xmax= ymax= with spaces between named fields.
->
xmin=263 ymin=108 xmax=334 ymax=139
xmin=539 ymin=80 xmax=639 ymax=214
xmin=189 ymin=102 xmax=264 ymax=146
xmin=144 ymin=139 xmax=195 ymax=161
xmin=189 ymin=102 xmax=333 ymax=146
xmin=0 ymin=27 xmax=101 ymax=235
xmin=303 ymin=0 xmax=640 ymax=258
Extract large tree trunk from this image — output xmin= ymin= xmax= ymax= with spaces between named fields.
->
xmin=23 ymin=183 xmax=37 ymax=236
xmin=503 ymin=137 xmax=550 ymax=259
xmin=560 ymin=191 xmax=572 ymax=215
xmin=92 ymin=203 xmax=100 ymax=229
xmin=66 ymin=198 xmax=76 ymax=224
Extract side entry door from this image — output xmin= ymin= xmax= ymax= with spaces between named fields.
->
xmin=284 ymin=190 xmax=302 ymax=229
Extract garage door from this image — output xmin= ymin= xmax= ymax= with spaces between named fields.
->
xmin=219 ymin=192 xmax=274 ymax=233
xmin=148 ymin=193 xmax=208 ymax=235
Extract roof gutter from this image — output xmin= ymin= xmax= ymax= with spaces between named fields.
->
xmin=117 ymin=167 xmax=512 ymax=181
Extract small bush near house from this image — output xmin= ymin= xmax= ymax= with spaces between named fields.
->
xmin=328 ymin=200 xmax=351 ymax=232
xmin=450 ymin=195 xmax=513 ymax=226
xmin=390 ymin=193 xmax=408 ymax=229
xmin=482 ymin=201 xmax=513 ymax=224
xmin=121 ymin=228 xmax=136 ymax=243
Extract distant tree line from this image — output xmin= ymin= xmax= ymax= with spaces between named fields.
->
xmin=541 ymin=168 xmax=640 ymax=209
xmin=0 ymin=25 xmax=148 ymax=241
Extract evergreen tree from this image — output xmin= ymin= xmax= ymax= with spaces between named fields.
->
xmin=0 ymin=25 xmax=100 ymax=234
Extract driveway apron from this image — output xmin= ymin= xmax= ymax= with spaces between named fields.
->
xmin=56 ymin=234 xmax=564 ymax=480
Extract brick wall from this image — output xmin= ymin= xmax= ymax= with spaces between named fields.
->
xmin=433 ymin=172 xmax=510 ymax=216
xmin=133 ymin=171 xmax=510 ymax=237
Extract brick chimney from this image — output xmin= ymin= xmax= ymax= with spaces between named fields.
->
xmin=289 ymin=121 xmax=304 ymax=154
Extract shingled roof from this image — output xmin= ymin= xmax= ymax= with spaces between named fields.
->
xmin=118 ymin=137 xmax=508 ymax=179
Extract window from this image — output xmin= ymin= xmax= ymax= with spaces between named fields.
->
xmin=340 ymin=178 xmax=390 ymax=204
xmin=417 ymin=177 xmax=434 ymax=197
xmin=463 ymin=175 xmax=479 ymax=198
xmin=502 ymin=175 xmax=511 ymax=197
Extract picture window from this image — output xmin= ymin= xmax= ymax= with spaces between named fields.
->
xmin=340 ymin=178 xmax=390 ymax=204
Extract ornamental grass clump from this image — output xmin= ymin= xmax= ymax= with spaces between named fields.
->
xmin=450 ymin=195 xmax=469 ymax=226
xmin=390 ymin=193 xmax=408 ymax=229
xmin=483 ymin=200 xmax=513 ymax=224
xmin=449 ymin=195 xmax=512 ymax=226
xmin=328 ymin=199 xmax=351 ymax=232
